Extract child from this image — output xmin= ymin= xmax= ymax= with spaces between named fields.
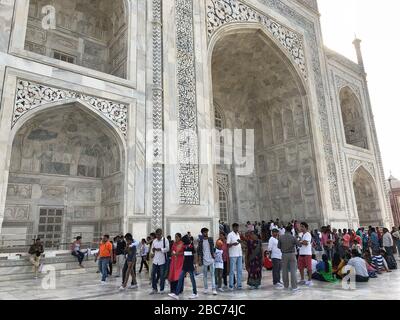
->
xmin=263 ymin=251 xmax=273 ymax=271
xmin=215 ymin=239 xmax=224 ymax=292
xmin=168 ymin=235 xmax=198 ymax=300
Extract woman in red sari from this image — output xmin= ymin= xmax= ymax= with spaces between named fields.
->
xmin=168 ymin=233 xmax=184 ymax=294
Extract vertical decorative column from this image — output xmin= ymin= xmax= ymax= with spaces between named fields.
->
xmin=151 ymin=0 xmax=164 ymax=230
xmin=176 ymin=0 xmax=200 ymax=205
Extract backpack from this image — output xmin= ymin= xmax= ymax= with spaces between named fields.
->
xmin=386 ymin=255 xmax=398 ymax=270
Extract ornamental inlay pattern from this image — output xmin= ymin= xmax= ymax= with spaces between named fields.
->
xmin=349 ymin=158 xmax=375 ymax=178
xmin=206 ymin=0 xmax=307 ymax=79
xmin=176 ymin=0 xmax=200 ymax=205
xmin=151 ymin=0 xmax=164 ymax=230
xmin=14 ymin=79 xmax=128 ymax=137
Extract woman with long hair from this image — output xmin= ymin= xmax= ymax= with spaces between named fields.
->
xmin=168 ymin=233 xmax=184 ymax=294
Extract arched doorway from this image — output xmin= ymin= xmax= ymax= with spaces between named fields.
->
xmin=2 ymin=103 xmax=125 ymax=249
xmin=211 ymin=29 xmax=318 ymax=224
xmin=353 ymin=167 xmax=382 ymax=226
xmin=339 ymin=87 xmax=368 ymax=149
xmin=25 ymin=0 xmax=128 ymax=78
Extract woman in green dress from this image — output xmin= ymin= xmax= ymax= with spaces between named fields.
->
xmin=312 ymin=254 xmax=339 ymax=283
xmin=246 ymin=232 xmax=263 ymax=289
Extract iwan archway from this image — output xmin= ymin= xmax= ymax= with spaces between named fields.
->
xmin=2 ymin=102 xmax=126 ymax=249
xmin=210 ymin=27 xmax=320 ymax=225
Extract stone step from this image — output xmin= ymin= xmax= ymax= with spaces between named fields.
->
xmin=0 ymin=254 xmax=94 ymax=267
xmin=0 ymin=264 xmax=99 ymax=282
xmin=0 ymin=260 xmax=98 ymax=276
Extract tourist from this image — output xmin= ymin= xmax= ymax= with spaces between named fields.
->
xmin=321 ymin=227 xmax=334 ymax=260
xmin=149 ymin=229 xmax=170 ymax=295
xmin=346 ymin=249 xmax=370 ymax=282
xmin=263 ymin=251 xmax=273 ymax=271
xmin=278 ymin=225 xmax=299 ymax=292
xmin=246 ymin=231 xmax=263 ymax=290
xmin=138 ymin=239 xmax=149 ymax=273
xmin=362 ymin=230 xmax=369 ymax=253
xmin=298 ymin=222 xmax=313 ymax=287
xmin=392 ymin=227 xmax=400 ymax=258
xmin=377 ymin=227 xmax=383 ymax=248
xmin=28 ymin=238 xmax=44 ymax=279
xmin=114 ymin=234 xmax=126 ymax=277
xmin=369 ymin=228 xmax=380 ymax=253
xmin=371 ymin=249 xmax=391 ymax=273
xmin=96 ymin=234 xmax=113 ymax=284
xmin=168 ymin=235 xmax=198 ymax=300
xmin=218 ymin=232 xmax=230 ymax=289
xmin=198 ymin=227 xmax=217 ymax=295
xmin=351 ymin=240 xmax=362 ymax=256
xmin=70 ymin=236 xmax=85 ymax=268
xmin=312 ymin=254 xmax=338 ymax=283
xmin=215 ymin=239 xmax=224 ymax=292
xmin=119 ymin=233 xmax=138 ymax=290
xmin=383 ymin=228 xmax=394 ymax=258
xmin=331 ymin=252 xmax=345 ymax=280
xmin=107 ymin=240 xmax=114 ymax=276
xmin=362 ymin=251 xmax=378 ymax=278
xmin=227 ymin=223 xmax=243 ymax=291
xmin=168 ymin=233 xmax=184 ymax=294
xmin=341 ymin=229 xmax=351 ymax=257
xmin=268 ymin=228 xmax=283 ymax=289
xmin=147 ymin=232 xmax=156 ymax=284
xmin=246 ymin=221 xmax=254 ymax=233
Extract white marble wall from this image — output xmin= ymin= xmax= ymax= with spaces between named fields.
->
xmin=0 ymin=0 xmax=392 ymax=244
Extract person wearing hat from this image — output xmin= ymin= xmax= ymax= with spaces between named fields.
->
xmin=268 ymin=228 xmax=283 ymax=289
xmin=197 ymin=227 xmax=217 ymax=295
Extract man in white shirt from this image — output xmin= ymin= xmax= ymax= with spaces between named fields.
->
xmin=227 ymin=223 xmax=243 ymax=290
xmin=268 ymin=228 xmax=283 ymax=288
xmin=279 ymin=226 xmax=285 ymax=236
xmin=298 ymin=222 xmax=313 ymax=287
xmin=149 ymin=228 xmax=170 ymax=295
xmin=346 ymin=249 xmax=369 ymax=282
xmin=382 ymin=228 xmax=394 ymax=257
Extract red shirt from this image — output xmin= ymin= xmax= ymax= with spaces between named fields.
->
xmin=342 ymin=234 xmax=351 ymax=248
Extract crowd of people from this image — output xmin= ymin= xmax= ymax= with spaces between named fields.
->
xmin=28 ymin=219 xmax=400 ymax=299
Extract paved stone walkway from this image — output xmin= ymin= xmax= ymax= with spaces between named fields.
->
xmin=1 ymin=258 xmax=400 ymax=300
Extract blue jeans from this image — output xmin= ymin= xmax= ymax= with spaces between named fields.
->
xmin=202 ymin=263 xmax=216 ymax=290
xmin=99 ymin=257 xmax=110 ymax=282
xmin=229 ymin=256 xmax=242 ymax=289
xmin=176 ymin=270 xmax=197 ymax=295
xmin=151 ymin=263 xmax=166 ymax=292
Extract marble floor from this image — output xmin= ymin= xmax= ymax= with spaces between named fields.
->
xmin=1 ymin=260 xmax=400 ymax=300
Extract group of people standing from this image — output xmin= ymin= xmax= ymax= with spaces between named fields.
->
xmin=61 ymin=220 xmax=400 ymax=299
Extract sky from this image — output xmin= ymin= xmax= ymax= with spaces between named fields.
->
xmin=318 ymin=0 xmax=400 ymax=179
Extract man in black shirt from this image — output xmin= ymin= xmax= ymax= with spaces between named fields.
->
xmin=115 ymin=235 xmax=126 ymax=278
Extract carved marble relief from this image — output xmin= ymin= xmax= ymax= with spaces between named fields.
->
xmin=206 ymin=0 xmax=307 ymax=78
xmin=4 ymin=205 xmax=30 ymax=221
xmin=176 ymin=0 xmax=200 ymax=205
xmin=14 ymin=80 xmax=128 ymax=138
xmin=7 ymin=184 xmax=32 ymax=199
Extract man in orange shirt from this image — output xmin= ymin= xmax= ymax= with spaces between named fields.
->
xmin=96 ymin=234 xmax=113 ymax=284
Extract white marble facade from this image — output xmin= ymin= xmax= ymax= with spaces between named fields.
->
xmin=0 ymin=0 xmax=393 ymax=247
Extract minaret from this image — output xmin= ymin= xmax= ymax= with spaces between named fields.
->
xmin=352 ymin=38 xmax=366 ymax=76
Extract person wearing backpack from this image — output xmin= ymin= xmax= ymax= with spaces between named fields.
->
xmin=149 ymin=228 xmax=170 ymax=295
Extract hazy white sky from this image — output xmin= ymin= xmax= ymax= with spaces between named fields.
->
xmin=318 ymin=0 xmax=400 ymax=179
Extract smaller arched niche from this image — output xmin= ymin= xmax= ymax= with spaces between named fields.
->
xmin=353 ymin=167 xmax=381 ymax=226
xmin=218 ymin=184 xmax=229 ymax=224
xmin=4 ymin=104 xmax=124 ymax=248
xmin=339 ymin=87 xmax=368 ymax=149
xmin=25 ymin=0 xmax=128 ymax=78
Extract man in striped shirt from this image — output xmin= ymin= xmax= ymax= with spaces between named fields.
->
xmin=372 ymin=249 xmax=391 ymax=273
